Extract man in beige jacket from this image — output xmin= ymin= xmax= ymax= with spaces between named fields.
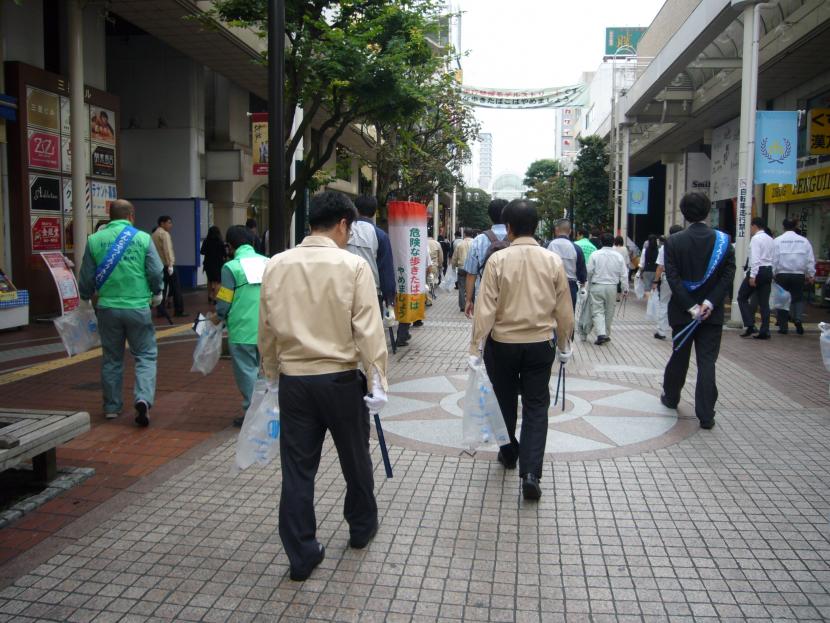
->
xmin=259 ymin=191 xmax=389 ymax=581
xmin=151 ymin=216 xmax=185 ymax=317
xmin=471 ymin=199 xmax=574 ymax=500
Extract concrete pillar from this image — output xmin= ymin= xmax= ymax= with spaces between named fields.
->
xmin=68 ymin=0 xmax=87 ymax=273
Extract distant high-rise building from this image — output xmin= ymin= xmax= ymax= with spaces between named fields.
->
xmin=479 ymin=133 xmax=493 ymax=191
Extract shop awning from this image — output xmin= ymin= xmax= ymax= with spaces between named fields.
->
xmin=0 ymin=94 xmax=17 ymax=122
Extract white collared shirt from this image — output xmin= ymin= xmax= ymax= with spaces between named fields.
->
xmin=587 ymin=247 xmax=628 ymax=288
xmin=749 ymin=230 xmax=774 ymax=278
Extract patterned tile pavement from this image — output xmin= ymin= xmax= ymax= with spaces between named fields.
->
xmin=0 ymin=286 xmax=829 ymax=622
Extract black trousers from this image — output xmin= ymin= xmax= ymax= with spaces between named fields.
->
xmin=278 ymin=370 xmax=377 ymax=572
xmin=775 ymin=273 xmax=806 ymax=326
xmin=483 ymin=337 xmax=555 ymax=479
xmin=737 ymin=265 xmax=772 ymax=334
xmin=662 ymin=322 xmax=722 ymax=425
xmin=161 ymin=266 xmax=184 ymax=315
xmin=567 ymin=280 xmax=578 ymax=311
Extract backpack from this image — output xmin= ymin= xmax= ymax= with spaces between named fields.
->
xmin=480 ymin=230 xmax=510 ymax=274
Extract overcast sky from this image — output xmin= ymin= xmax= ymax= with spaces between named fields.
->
xmin=456 ymin=0 xmax=666 ymax=186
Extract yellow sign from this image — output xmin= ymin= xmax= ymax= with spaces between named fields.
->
xmin=26 ymin=87 xmax=59 ymax=131
xmin=809 ymin=108 xmax=830 ymax=155
xmin=765 ymin=165 xmax=830 ymax=204
xmin=0 ymin=292 xmax=18 ymax=302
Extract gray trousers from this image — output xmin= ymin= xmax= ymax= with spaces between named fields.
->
xmin=457 ymin=269 xmax=468 ymax=311
xmin=589 ymin=283 xmax=618 ymax=337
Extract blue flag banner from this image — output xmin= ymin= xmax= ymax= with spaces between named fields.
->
xmin=628 ymin=177 xmax=649 ymax=215
xmin=755 ymin=111 xmax=797 ymax=185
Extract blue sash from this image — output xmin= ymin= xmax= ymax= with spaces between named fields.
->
xmin=94 ymin=226 xmax=139 ymax=291
xmin=682 ymin=230 xmax=729 ymax=292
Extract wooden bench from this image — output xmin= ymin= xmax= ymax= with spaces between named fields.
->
xmin=0 ymin=409 xmax=91 ymax=482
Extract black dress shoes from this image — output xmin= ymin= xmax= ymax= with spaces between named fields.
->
xmin=753 ymin=332 xmax=770 ymax=340
xmin=660 ymin=394 xmax=677 ymax=409
xmin=594 ymin=335 xmax=610 ymax=345
xmin=740 ymin=327 xmax=756 ymax=338
xmin=521 ymin=474 xmax=542 ymax=500
xmin=289 ymin=544 xmax=325 ymax=581
xmin=699 ymin=420 xmax=715 ymax=430
xmin=350 ymin=522 xmax=379 ymax=549
xmin=795 ymin=322 xmax=804 ymax=335
xmin=233 ymin=416 xmax=245 ymax=428
xmin=497 ymin=450 xmax=517 ymax=470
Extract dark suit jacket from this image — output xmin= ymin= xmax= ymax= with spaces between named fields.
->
xmin=664 ymin=222 xmax=736 ymax=327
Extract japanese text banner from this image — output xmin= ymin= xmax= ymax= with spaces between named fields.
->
xmin=388 ymin=201 xmax=427 ymax=324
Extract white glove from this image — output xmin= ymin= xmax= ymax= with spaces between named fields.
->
xmin=167 ymin=266 xmax=174 ymax=276
xmin=688 ymin=304 xmax=701 ymax=319
xmin=151 ymin=293 xmax=163 ymax=307
xmin=557 ymin=349 xmax=572 ymax=366
xmin=266 ymin=380 xmax=279 ymax=393
xmin=363 ymin=366 xmax=388 ymax=413
xmin=468 ymin=355 xmax=483 ymax=369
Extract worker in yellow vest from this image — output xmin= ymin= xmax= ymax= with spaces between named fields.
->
xmin=214 ymin=225 xmax=269 ymax=427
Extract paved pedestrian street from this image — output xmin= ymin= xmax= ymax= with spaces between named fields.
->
xmin=1 ymin=290 xmax=829 ymax=622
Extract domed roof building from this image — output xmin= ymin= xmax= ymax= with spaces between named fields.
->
xmin=491 ymin=173 xmax=526 ymax=201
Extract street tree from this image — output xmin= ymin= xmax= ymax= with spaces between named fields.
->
xmin=572 ymin=135 xmax=610 ymax=231
xmin=523 ymin=159 xmax=562 ymax=189
xmin=457 ymin=187 xmax=491 ymax=230
xmin=206 ymin=0 xmax=442 ymax=246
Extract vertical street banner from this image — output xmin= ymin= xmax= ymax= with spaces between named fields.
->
xmin=388 ymin=201 xmax=427 ymax=324
xmin=252 ymin=113 xmax=269 ymax=175
xmin=627 ymin=177 xmax=649 ymax=215
xmin=755 ymin=111 xmax=797 ymax=185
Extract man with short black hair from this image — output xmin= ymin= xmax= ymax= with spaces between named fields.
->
xmin=586 ymin=233 xmax=628 ymax=345
xmin=79 ymin=200 xmax=164 ymax=426
xmin=463 ymin=198 xmax=508 ymax=318
xmin=471 ymin=200 xmax=573 ymax=500
xmin=661 ymin=192 xmax=736 ymax=430
xmin=738 ymin=217 xmax=775 ymax=339
xmin=259 ymin=190 xmax=388 ymax=581
xmin=547 ymin=218 xmax=587 ymax=310
xmin=152 ymin=215 xmax=186 ymax=317
xmin=773 ymin=218 xmax=815 ymax=335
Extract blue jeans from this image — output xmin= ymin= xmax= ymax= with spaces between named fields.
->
xmin=97 ymin=307 xmax=157 ymax=413
xmin=229 ymin=343 xmax=260 ymax=411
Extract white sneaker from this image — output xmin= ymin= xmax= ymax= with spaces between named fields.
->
xmin=105 ymin=412 xmax=120 ymax=420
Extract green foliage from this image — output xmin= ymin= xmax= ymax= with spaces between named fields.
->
xmin=572 ymin=135 xmax=610 ymax=231
xmin=371 ymin=71 xmax=478 ymax=208
xmin=457 ymin=187 xmax=491 ymax=230
xmin=523 ymin=159 xmax=561 ymax=189
xmin=205 ymin=0 xmax=443 ymax=245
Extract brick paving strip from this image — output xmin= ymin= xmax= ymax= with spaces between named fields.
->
xmin=0 ymin=289 xmax=828 ymax=621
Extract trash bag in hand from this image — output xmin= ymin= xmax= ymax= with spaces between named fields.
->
xmin=819 ymin=323 xmax=830 ymax=373
xmin=634 ymin=275 xmax=645 ymax=300
xmin=235 ymin=381 xmax=280 ymax=471
xmin=440 ymin=266 xmax=457 ymax=292
xmin=462 ymin=361 xmax=510 ymax=451
xmin=190 ymin=321 xmax=223 ymax=375
xmin=770 ymin=283 xmax=791 ymax=311
xmin=53 ymin=301 xmax=101 ymax=357
xmin=645 ymin=291 xmax=660 ymax=321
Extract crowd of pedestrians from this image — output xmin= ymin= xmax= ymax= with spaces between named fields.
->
xmin=75 ymin=188 xmax=821 ymax=582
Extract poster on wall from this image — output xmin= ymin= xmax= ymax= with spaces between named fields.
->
xmin=31 ymin=215 xmax=62 ymax=252
xmin=27 ymin=129 xmax=60 ymax=171
xmin=59 ymin=96 xmax=90 ymax=138
xmin=710 ymin=118 xmax=739 ymax=202
xmin=41 ymin=252 xmax=80 ymax=313
xmin=29 ymin=175 xmax=61 ymax=212
xmin=61 ymin=136 xmax=91 ymax=175
xmin=91 ymin=144 xmax=115 ymax=177
xmin=685 ymin=152 xmax=711 ymax=197
xmin=89 ymin=106 xmax=116 ymax=144
xmin=252 ymin=112 xmax=269 ymax=175
xmin=26 ymin=87 xmax=59 ymax=131
xmin=90 ymin=180 xmax=116 ymax=220
xmin=388 ymin=201 xmax=427 ymax=324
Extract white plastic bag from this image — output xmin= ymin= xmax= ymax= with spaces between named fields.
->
xmin=634 ymin=274 xmax=645 ymax=300
xmin=770 ymin=283 xmax=791 ymax=311
xmin=819 ymin=323 xmax=830 ymax=373
xmin=440 ymin=265 xmax=457 ymax=292
xmin=462 ymin=362 xmax=510 ymax=451
xmin=190 ymin=321 xmax=223 ymax=375
xmin=576 ymin=287 xmax=592 ymax=338
xmin=53 ymin=302 xmax=101 ymax=356
xmin=235 ymin=381 xmax=280 ymax=470
xmin=645 ymin=291 xmax=660 ymax=321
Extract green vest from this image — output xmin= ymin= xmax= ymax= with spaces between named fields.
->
xmin=87 ymin=220 xmax=153 ymax=309
xmin=224 ymin=245 xmax=268 ymax=344
xmin=575 ymin=238 xmax=597 ymax=264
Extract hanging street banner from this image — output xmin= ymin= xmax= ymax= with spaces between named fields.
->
xmin=605 ymin=27 xmax=647 ymax=56
xmin=388 ymin=201 xmax=427 ymax=324
xmin=808 ymin=108 xmax=830 ymax=155
xmin=755 ymin=111 xmax=797 ymax=185
xmin=461 ymin=85 xmax=586 ymax=109
xmin=628 ymin=177 xmax=649 ymax=215
xmin=252 ymin=112 xmax=269 ymax=175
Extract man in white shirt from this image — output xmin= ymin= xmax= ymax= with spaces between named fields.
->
xmin=587 ymin=233 xmax=629 ymax=345
xmin=738 ymin=217 xmax=775 ymax=339
xmin=652 ymin=225 xmax=684 ymax=340
xmin=773 ymin=218 xmax=816 ymax=335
